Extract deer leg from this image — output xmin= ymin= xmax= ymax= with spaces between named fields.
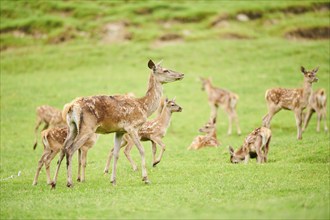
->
xmin=244 ymin=154 xmax=250 ymax=164
xmin=316 ymin=112 xmax=322 ymax=133
xmin=210 ymin=104 xmax=218 ymax=122
xmin=51 ymin=149 xmax=65 ymax=189
xmin=263 ymin=105 xmax=281 ymax=128
xmin=32 ymin=151 xmax=48 ymax=185
xmin=302 ymin=107 xmax=314 ymax=132
xmin=80 ymin=147 xmax=88 ymax=182
xmin=104 ymin=148 xmax=114 ymax=174
xmin=33 ymin=118 xmax=43 ymax=150
xmin=123 ymin=140 xmax=138 ymax=171
xmin=255 ymin=137 xmax=264 ymax=163
xmin=77 ymin=149 xmax=82 ymax=182
xmin=110 ymin=132 xmax=124 ymax=186
xmin=66 ymin=131 xmax=94 ymax=187
xmin=152 ymin=138 xmax=166 ymax=167
xmin=227 ymin=112 xmax=233 ymax=136
xmin=151 ymin=141 xmax=157 ymax=165
xmin=44 ymin=150 xmax=58 ymax=185
xmin=294 ymin=110 xmax=303 ymax=140
xmin=322 ymin=110 xmax=328 ymax=132
xmin=127 ymin=130 xmax=149 ymax=184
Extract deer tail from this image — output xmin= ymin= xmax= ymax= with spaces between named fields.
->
xmin=230 ymin=93 xmax=239 ymax=109
xmin=316 ymin=89 xmax=327 ymax=107
xmin=41 ymin=131 xmax=50 ymax=150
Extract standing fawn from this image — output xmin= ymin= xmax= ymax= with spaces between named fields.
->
xmin=262 ymin=66 xmax=319 ymax=140
xmin=104 ymin=98 xmax=182 ymax=173
xmin=33 ymin=105 xmax=66 ymax=150
xmin=303 ymin=88 xmax=328 ymax=132
xmin=32 ymin=126 xmax=98 ymax=185
xmin=229 ymin=127 xmax=271 ymax=164
xmin=187 ymin=119 xmax=221 ymax=150
xmin=52 ymin=60 xmax=184 ymax=188
xmin=200 ymin=77 xmax=241 ymax=136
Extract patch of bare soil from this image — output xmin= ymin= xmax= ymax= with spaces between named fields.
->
xmin=220 ymin=33 xmax=253 ymax=40
xmin=101 ymin=21 xmax=132 ymax=43
xmin=285 ymin=27 xmax=330 ymax=40
xmin=47 ymin=28 xmax=77 ymax=44
xmin=152 ymin=33 xmax=184 ymax=48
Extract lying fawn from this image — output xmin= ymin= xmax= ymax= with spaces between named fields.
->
xmin=32 ymin=126 xmax=98 ymax=185
xmin=104 ymin=98 xmax=182 ymax=173
xmin=187 ymin=119 xmax=221 ymax=150
xmin=229 ymin=127 xmax=271 ymax=164
xmin=262 ymin=66 xmax=319 ymax=140
xmin=33 ymin=105 xmax=66 ymax=150
xmin=200 ymin=77 xmax=241 ymax=135
xmin=303 ymin=88 xmax=328 ymax=132
xmin=52 ymin=59 xmax=184 ymax=188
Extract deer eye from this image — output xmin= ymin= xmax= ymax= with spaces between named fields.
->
xmin=164 ymin=70 xmax=169 ymax=73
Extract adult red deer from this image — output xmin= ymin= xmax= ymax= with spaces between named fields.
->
xmin=51 ymin=60 xmax=184 ymax=188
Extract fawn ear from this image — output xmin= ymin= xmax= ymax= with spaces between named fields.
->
xmin=300 ymin=66 xmax=306 ymax=74
xmin=165 ymin=97 xmax=169 ymax=102
xmin=312 ymin=66 xmax=319 ymax=74
xmin=228 ymin=146 xmax=234 ymax=155
xmin=148 ymin=60 xmax=155 ymax=70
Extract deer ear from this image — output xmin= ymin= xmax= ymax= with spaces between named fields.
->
xmin=300 ymin=66 xmax=306 ymax=74
xmin=228 ymin=146 xmax=234 ymax=155
xmin=165 ymin=97 xmax=168 ymax=102
xmin=312 ymin=66 xmax=319 ymax=74
xmin=148 ymin=60 xmax=155 ymax=70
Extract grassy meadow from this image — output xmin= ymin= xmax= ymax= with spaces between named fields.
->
xmin=0 ymin=1 xmax=329 ymax=219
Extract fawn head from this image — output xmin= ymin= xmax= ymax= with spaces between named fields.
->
xmin=200 ymin=77 xmax=211 ymax=91
xmin=165 ymin=98 xmax=183 ymax=113
xmin=301 ymin=66 xmax=319 ymax=83
xmin=228 ymin=146 xmax=245 ymax=164
xmin=148 ymin=60 xmax=184 ymax=83
xmin=199 ymin=118 xmax=216 ymax=133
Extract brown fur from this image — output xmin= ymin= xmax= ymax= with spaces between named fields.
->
xmin=187 ymin=119 xmax=221 ymax=150
xmin=32 ymin=127 xmax=98 ymax=185
xmin=303 ymin=88 xmax=328 ymax=132
xmin=229 ymin=127 xmax=272 ymax=164
xmin=200 ymin=77 xmax=241 ymax=135
xmin=104 ymin=98 xmax=182 ymax=172
xmin=262 ymin=66 xmax=319 ymax=140
xmin=51 ymin=60 xmax=184 ymax=188
xmin=33 ymin=105 xmax=66 ymax=150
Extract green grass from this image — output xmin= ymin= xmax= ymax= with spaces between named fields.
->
xmin=1 ymin=1 xmax=330 ymax=219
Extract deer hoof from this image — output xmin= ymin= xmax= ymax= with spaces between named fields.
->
xmin=66 ymin=182 xmax=73 ymax=188
xmin=32 ymin=182 xmax=37 ymax=186
xmin=110 ymin=179 xmax=116 ymax=186
xmin=104 ymin=170 xmax=109 ymax=174
xmin=142 ymin=177 xmax=150 ymax=184
xmin=50 ymin=182 xmax=56 ymax=189
xmin=77 ymin=178 xmax=81 ymax=182
xmin=133 ymin=167 xmax=138 ymax=172
xmin=153 ymin=161 xmax=160 ymax=167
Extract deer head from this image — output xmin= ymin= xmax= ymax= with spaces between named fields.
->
xmin=198 ymin=118 xmax=216 ymax=133
xmin=165 ymin=98 xmax=183 ymax=113
xmin=301 ymin=66 xmax=319 ymax=83
xmin=148 ymin=60 xmax=184 ymax=83
xmin=228 ymin=146 xmax=245 ymax=164
xmin=200 ymin=77 xmax=211 ymax=91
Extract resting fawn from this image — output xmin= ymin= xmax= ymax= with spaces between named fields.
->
xmin=187 ymin=119 xmax=221 ymax=150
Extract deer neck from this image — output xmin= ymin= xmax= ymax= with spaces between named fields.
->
xmin=139 ymin=73 xmax=163 ymax=117
xmin=302 ymin=79 xmax=313 ymax=104
xmin=205 ymin=82 xmax=214 ymax=96
xmin=207 ymin=128 xmax=217 ymax=139
xmin=158 ymin=107 xmax=172 ymax=129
